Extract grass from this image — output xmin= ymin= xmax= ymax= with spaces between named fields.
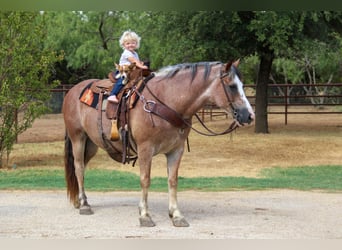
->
xmin=1 ymin=165 xmax=342 ymax=192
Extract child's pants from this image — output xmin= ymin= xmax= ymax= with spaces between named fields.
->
xmin=109 ymin=76 xmax=124 ymax=96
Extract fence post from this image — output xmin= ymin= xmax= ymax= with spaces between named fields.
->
xmin=284 ymin=85 xmax=288 ymax=125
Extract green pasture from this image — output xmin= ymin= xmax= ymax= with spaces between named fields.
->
xmin=0 ymin=165 xmax=341 ymax=192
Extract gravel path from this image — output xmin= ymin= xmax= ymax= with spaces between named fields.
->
xmin=1 ymin=190 xmax=342 ymax=239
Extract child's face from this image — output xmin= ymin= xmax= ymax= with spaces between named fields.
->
xmin=123 ymin=40 xmax=137 ymax=51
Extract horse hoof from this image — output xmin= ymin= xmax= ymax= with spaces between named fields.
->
xmin=139 ymin=216 xmax=156 ymax=227
xmin=79 ymin=206 xmax=94 ymax=215
xmin=172 ymin=217 xmax=190 ymax=227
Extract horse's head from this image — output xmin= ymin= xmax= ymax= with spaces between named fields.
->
xmin=219 ymin=60 xmax=255 ymax=125
xmin=115 ymin=62 xmax=137 ymax=84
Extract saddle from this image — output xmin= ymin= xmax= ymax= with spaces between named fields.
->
xmin=90 ymin=79 xmax=114 ymax=94
xmin=100 ymin=72 xmax=154 ymax=164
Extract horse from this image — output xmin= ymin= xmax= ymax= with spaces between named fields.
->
xmin=62 ymin=60 xmax=255 ymax=227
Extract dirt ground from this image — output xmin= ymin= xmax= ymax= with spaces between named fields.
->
xmin=1 ymin=189 xmax=342 ymax=239
xmin=2 ymin=107 xmax=342 ymax=239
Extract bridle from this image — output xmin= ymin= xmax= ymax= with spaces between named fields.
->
xmin=189 ymin=66 xmax=240 ymax=136
xmin=219 ymin=65 xmax=241 ymax=124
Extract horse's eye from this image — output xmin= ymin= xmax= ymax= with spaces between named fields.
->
xmin=229 ymin=84 xmax=238 ymax=92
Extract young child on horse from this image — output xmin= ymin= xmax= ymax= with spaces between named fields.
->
xmin=107 ymin=30 xmax=148 ymax=103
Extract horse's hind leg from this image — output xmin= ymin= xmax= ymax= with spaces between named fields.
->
xmin=166 ymin=148 xmax=189 ymax=227
xmin=73 ymin=136 xmax=98 ymax=215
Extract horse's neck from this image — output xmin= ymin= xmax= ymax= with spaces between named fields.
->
xmin=151 ymin=70 xmax=218 ymax=118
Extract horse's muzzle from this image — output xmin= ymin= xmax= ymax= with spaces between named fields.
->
xmin=234 ymin=107 xmax=254 ymax=125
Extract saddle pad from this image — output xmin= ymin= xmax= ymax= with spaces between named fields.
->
xmin=79 ymin=82 xmax=100 ymax=109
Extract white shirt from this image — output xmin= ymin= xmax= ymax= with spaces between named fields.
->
xmin=119 ymin=49 xmax=140 ymax=65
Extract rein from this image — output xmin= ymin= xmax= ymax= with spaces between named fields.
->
xmin=134 ymin=65 xmax=239 ymax=136
xmin=189 ymin=65 xmax=240 ymax=136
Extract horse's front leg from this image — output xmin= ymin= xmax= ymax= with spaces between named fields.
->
xmin=138 ymin=152 xmax=155 ymax=227
xmin=167 ymin=149 xmax=189 ymax=227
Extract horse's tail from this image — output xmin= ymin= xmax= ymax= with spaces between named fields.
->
xmin=64 ymin=132 xmax=79 ymax=205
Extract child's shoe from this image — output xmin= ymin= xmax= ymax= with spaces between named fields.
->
xmin=107 ymin=95 xmax=119 ymax=103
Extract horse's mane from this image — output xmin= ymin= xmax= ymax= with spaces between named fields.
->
xmin=155 ymin=61 xmax=222 ymax=82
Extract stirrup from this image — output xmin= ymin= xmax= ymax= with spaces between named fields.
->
xmin=110 ymin=119 xmax=120 ymax=141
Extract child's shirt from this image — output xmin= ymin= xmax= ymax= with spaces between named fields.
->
xmin=119 ymin=49 xmax=140 ymax=65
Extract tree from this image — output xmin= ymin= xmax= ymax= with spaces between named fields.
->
xmin=231 ymin=11 xmax=306 ymax=133
xmin=43 ymin=11 xmax=124 ymax=84
xmin=0 ymin=12 xmax=63 ymax=167
xmin=232 ymin=11 xmax=342 ymax=133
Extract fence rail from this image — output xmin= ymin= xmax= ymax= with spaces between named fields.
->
xmin=52 ymin=83 xmax=342 ymax=125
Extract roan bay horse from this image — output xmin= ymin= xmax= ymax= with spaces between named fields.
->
xmin=63 ymin=60 xmax=255 ymax=227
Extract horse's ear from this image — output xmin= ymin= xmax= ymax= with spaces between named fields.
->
xmin=225 ymin=61 xmax=233 ymax=71
xmin=115 ymin=63 xmax=119 ymax=69
xmin=233 ymin=58 xmax=240 ymax=68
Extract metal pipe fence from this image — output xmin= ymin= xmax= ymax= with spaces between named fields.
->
xmin=199 ymin=83 xmax=342 ymax=124
xmin=52 ymin=83 xmax=342 ymax=125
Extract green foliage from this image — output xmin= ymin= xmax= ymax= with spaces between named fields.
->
xmin=240 ymin=54 xmax=260 ymax=84
xmin=142 ymin=11 xmax=200 ymax=66
xmin=273 ymin=57 xmax=304 ymax=84
xmin=39 ymin=11 xmax=342 ymax=84
xmin=0 ymin=12 xmax=63 ymax=167
xmin=42 ymin=11 xmax=124 ymax=82
xmin=247 ymin=11 xmax=306 ymax=55
xmin=296 ymin=40 xmax=341 ymax=83
xmin=1 ymin=166 xmax=341 ymax=191
xmin=131 ymin=11 xmax=242 ymax=68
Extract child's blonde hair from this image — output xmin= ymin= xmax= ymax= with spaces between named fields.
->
xmin=119 ymin=30 xmax=141 ymax=49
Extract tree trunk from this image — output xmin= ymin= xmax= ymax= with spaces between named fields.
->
xmin=254 ymin=51 xmax=274 ymax=133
